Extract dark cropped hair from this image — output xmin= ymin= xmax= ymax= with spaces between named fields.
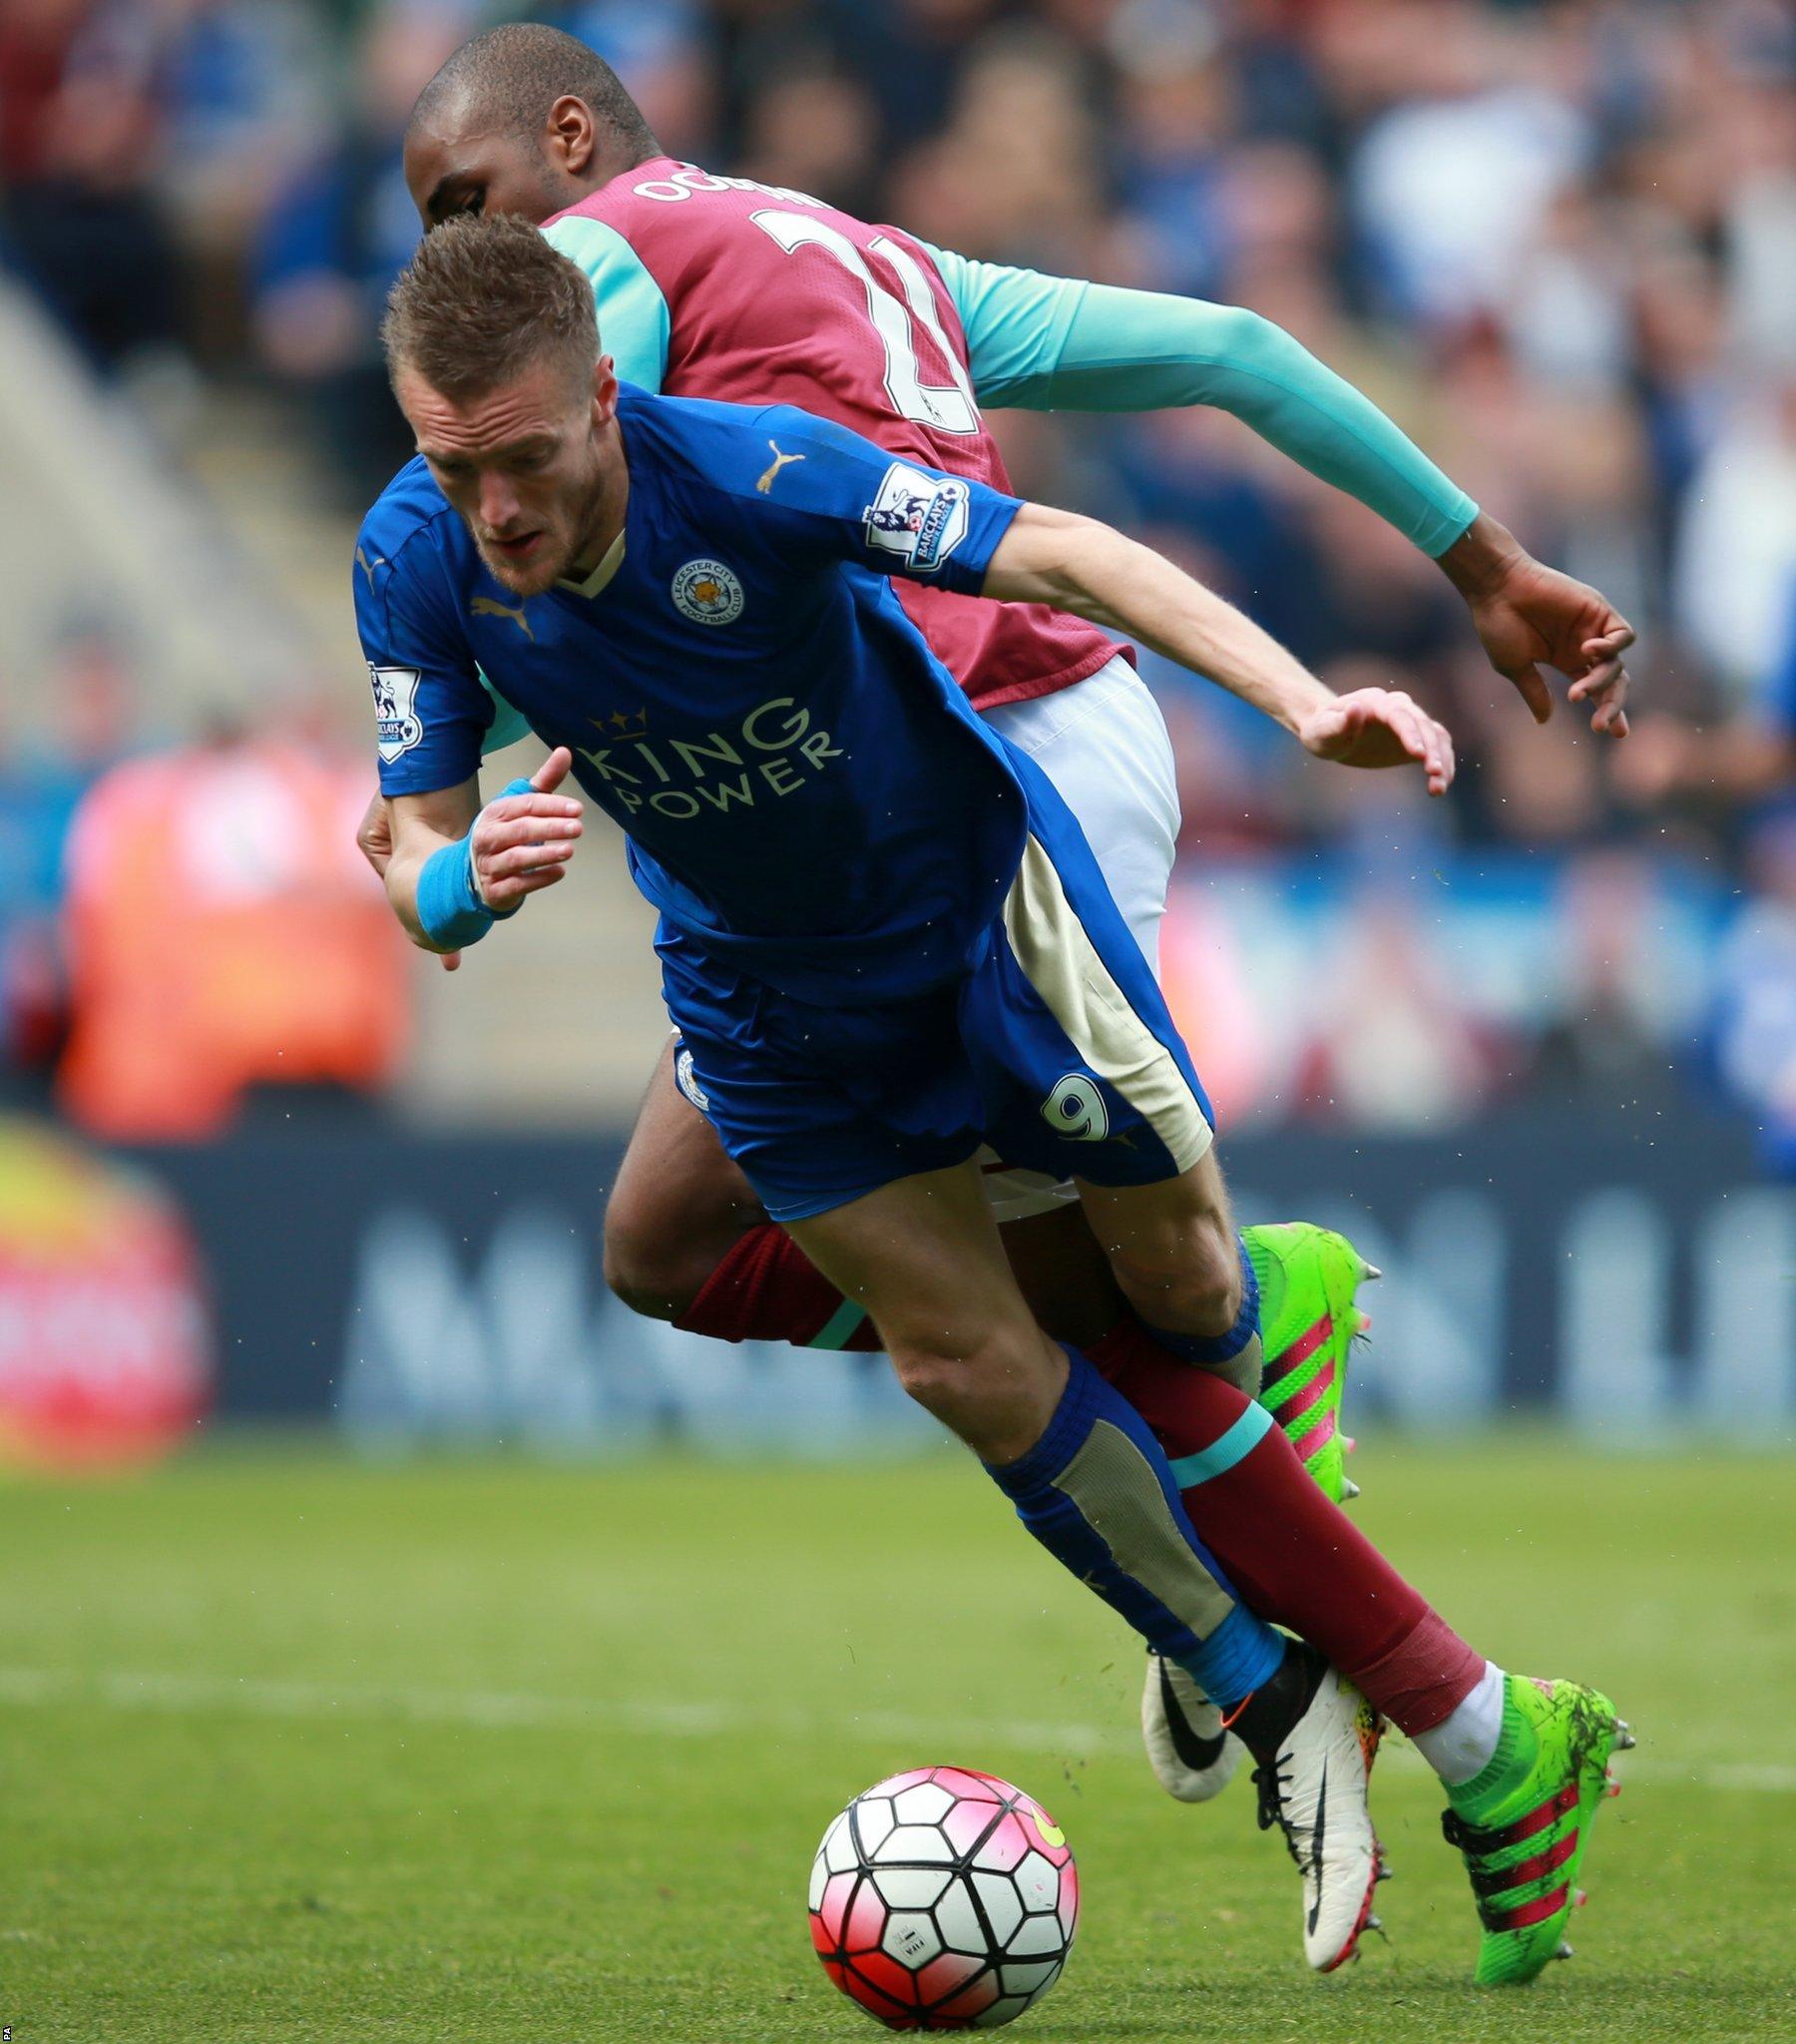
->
xmin=408 ymin=23 xmax=658 ymax=161
xmin=381 ymin=212 xmax=599 ymax=401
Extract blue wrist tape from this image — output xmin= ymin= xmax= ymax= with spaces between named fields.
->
xmin=415 ymin=774 xmax=541 ymax=949
xmin=416 ymin=836 xmax=494 ymax=950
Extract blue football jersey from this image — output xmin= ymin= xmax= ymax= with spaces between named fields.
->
xmin=354 ymin=388 xmax=1030 ymax=1004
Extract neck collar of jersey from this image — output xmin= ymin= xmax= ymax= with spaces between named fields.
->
xmin=558 ymin=527 xmax=627 ymax=601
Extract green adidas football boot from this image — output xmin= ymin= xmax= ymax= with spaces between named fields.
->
xmin=1441 ymin=1675 xmax=1634 ymax=1985
xmin=1242 ymin=1222 xmax=1376 ymax=1505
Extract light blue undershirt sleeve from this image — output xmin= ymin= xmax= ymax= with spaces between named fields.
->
xmin=540 ymin=215 xmax=672 ymax=392
xmin=470 ymin=218 xmax=676 ymax=758
xmin=476 ymin=666 xmax=530 ymax=755
xmin=925 ymin=243 xmax=1477 ymax=559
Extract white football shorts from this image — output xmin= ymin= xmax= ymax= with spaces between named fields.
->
xmin=977 ymin=655 xmax=1182 ymax=1222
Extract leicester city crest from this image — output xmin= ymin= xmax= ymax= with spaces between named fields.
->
xmin=672 ymin=558 xmax=745 ymax=627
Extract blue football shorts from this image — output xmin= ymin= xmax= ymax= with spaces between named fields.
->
xmin=659 ymin=745 xmax=1215 ymax=1226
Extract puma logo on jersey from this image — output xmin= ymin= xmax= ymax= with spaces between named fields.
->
xmin=355 ymin=546 xmax=385 ymax=590
xmin=756 ymin=441 xmax=806 ymax=493
xmin=471 ymin=595 xmax=534 ymax=639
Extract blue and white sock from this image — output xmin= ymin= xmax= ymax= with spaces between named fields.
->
xmin=986 ymin=1346 xmax=1283 ymax=1711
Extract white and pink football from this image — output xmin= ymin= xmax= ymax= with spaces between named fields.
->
xmin=808 ymin=1767 xmax=1080 ymax=2031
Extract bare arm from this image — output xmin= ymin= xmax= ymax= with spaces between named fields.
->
xmin=983 ymin=503 xmax=1456 ymax=792
xmin=386 ymin=778 xmax=481 ymax=955
xmin=385 ymin=750 xmax=584 ymax=965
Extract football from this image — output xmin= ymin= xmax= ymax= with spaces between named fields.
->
xmin=808 ymin=1767 xmax=1080 ymax=2030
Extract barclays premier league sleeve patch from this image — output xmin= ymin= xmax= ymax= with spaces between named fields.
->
xmin=863 ymin=461 xmax=971 ymax=574
xmin=369 ymin=665 xmax=424 ymax=764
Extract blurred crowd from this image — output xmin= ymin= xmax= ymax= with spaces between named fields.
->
xmin=0 ymin=622 xmax=408 ymax=1134
xmin=1 ymin=0 xmax=1793 ymax=1150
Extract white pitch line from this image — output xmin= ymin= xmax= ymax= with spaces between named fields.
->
xmin=0 ymin=1666 xmax=1111 ymax=1756
xmin=1 ymin=1666 xmax=1790 ymax=1791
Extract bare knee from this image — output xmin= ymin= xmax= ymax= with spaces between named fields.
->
xmin=887 ymin=1344 xmax=979 ymax=1419
xmin=609 ymin=1210 xmax=710 ymax=1324
xmin=603 ymin=1186 xmax=745 ymax=1322
xmin=886 ymin=1326 xmax=1063 ymax=1463
xmin=1110 ymin=1215 xmax=1240 ymax=1337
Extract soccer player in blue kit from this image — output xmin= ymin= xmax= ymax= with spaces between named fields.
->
xmin=358 ymin=214 xmax=1631 ymax=1982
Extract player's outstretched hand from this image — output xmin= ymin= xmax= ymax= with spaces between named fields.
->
xmin=1441 ymin=518 xmax=1632 ymax=737
xmin=1471 ymin=557 xmax=1632 ymax=737
xmin=470 ymin=748 xmax=584 ymax=912
xmin=1299 ymin=688 xmax=1456 ymax=794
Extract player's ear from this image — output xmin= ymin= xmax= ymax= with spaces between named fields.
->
xmin=546 ymin=95 xmax=597 ymax=179
xmin=591 ymin=352 xmax=620 ymax=423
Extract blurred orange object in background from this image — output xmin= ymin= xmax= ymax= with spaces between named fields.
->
xmin=56 ymin=733 xmax=410 ymax=1141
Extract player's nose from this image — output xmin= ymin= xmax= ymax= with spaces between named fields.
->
xmin=478 ymin=473 xmax=522 ymax=531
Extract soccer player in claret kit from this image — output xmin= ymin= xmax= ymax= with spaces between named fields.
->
xmin=366 ymin=43 xmax=1643 ymax=1866
xmin=380 ymin=33 xmax=1628 ymax=1448
xmin=378 ymin=35 xmax=1631 ymax=1484
xmin=356 ymin=213 xmax=1631 ymax=1984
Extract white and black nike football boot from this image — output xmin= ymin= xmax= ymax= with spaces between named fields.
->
xmin=1248 ymin=1648 xmax=1386 ymax=1972
xmin=1140 ymin=1650 xmax=1240 ymax=1802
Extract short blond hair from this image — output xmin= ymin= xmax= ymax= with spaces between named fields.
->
xmin=381 ymin=212 xmax=598 ymax=401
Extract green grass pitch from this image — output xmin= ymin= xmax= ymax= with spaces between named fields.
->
xmin=3 ymin=1434 xmax=1793 ymax=2043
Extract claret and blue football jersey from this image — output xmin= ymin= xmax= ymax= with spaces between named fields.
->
xmin=355 ymin=386 xmax=1029 ymax=1007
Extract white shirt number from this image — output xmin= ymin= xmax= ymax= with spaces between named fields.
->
xmin=749 ymin=210 xmax=981 ymax=436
